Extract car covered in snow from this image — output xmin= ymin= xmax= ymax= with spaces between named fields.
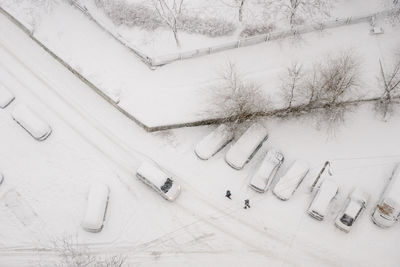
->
xmin=249 ymin=149 xmax=284 ymax=193
xmin=308 ymin=179 xmax=338 ymax=221
xmin=335 ymin=188 xmax=369 ymax=233
xmin=82 ymin=183 xmax=110 ymax=233
xmin=273 ymin=160 xmax=309 ymax=201
xmin=225 ymin=123 xmax=268 ymax=170
xmin=0 ymin=84 xmax=15 ymax=108
xmin=195 ymin=124 xmax=234 ymax=160
xmin=136 ymin=161 xmax=181 ymax=201
xmin=11 ymin=104 xmax=52 ymax=141
xmin=371 ymin=163 xmax=400 ymax=228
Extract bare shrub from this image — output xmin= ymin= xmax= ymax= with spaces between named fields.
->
xmin=220 ymin=0 xmax=248 ymax=22
xmin=375 ymin=50 xmax=400 ymax=119
xmin=51 ymin=236 xmax=125 ymax=267
xmin=240 ymin=23 xmax=276 ymax=37
xmin=94 ymin=0 xmax=162 ymax=30
xmin=179 ymin=15 xmax=236 ymax=37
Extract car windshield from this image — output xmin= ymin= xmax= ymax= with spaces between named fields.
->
xmin=161 ymin=178 xmax=173 ymax=193
xmin=340 ymin=214 xmax=354 ymax=226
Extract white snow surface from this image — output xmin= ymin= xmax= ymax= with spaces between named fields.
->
xmin=0 ymin=1 xmax=400 ymax=267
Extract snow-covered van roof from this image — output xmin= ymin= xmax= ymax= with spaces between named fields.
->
xmin=273 ymin=160 xmax=309 ymax=200
xmin=225 ymin=123 xmax=268 ymax=169
xmin=0 ymin=84 xmax=15 ymax=108
xmin=250 ymin=149 xmax=283 ymax=192
xmin=136 ymin=161 xmax=170 ymax=188
xmin=11 ymin=104 xmax=52 ymax=141
xmin=82 ymin=183 xmax=109 ymax=232
xmin=195 ymin=124 xmax=233 ymax=160
xmin=309 ymin=179 xmax=338 ymax=216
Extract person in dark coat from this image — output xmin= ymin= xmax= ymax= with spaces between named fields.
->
xmin=225 ymin=190 xmax=232 ymax=199
xmin=244 ymin=199 xmax=250 ymax=209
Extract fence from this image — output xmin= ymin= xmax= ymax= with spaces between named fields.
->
xmin=70 ymin=1 xmax=396 ymax=68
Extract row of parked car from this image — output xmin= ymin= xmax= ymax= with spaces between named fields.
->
xmin=0 ymin=84 xmax=52 ymax=141
xmin=194 ymin=123 xmax=400 ymax=232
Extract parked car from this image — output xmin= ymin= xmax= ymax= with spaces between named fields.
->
xmin=11 ymin=104 xmax=52 ymax=141
xmin=249 ymin=149 xmax=284 ymax=193
xmin=0 ymin=84 xmax=15 ymax=108
xmin=195 ymin=124 xmax=234 ymax=160
xmin=371 ymin=163 xmax=400 ymax=228
xmin=335 ymin=188 xmax=369 ymax=233
xmin=136 ymin=161 xmax=181 ymax=201
xmin=82 ymin=183 xmax=110 ymax=233
xmin=225 ymin=123 xmax=268 ymax=170
xmin=273 ymin=160 xmax=309 ymax=201
xmin=308 ymin=179 xmax=338 ymax=221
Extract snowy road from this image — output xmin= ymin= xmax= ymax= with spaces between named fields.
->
xmin=1 ymin=10 xmax=400 ymax=267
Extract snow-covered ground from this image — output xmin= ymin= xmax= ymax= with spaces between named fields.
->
xmin=0 ymin=1 xmax=400 ymax=266
xmin=2 ymin=0 xmax=399 ymax=129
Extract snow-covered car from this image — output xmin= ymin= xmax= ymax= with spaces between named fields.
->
xmin=195 ymin=124 xmax=234 ymax=160
xmin=308 ymin=179 xmax=338 ymax=221
xmin=335 ymin=188 xmax=369 ymax=233
xmin=0 ymin=84 xmax=15 ymax=108
xmin=273 ymin=160 xmax=309 ymax=201
xmin=11 ymin=104 xmax=52 ymax=141
xmin=371 ymin=163 xmax=400 ymax=228
xmin=82 ymin=183 xmax=110 ymax=233
xmin=249 ymin=149 xmax=284 ymax=193
xmin=136 ymin=161 xmax=181 ymax=201
xmin=225 ymin=123 xmax=268 ymax=170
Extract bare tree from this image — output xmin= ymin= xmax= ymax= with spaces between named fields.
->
xmin=266 ymin=0 xmax=331 ymax=28
xmin=375 ymin=51 xmax=400 ymax=119
xmin=152 ymin=0 xmax=184 ymax=47
xmin=51 ymin=236 xmax=126 ymax=267
xmin=220 ymin=0 xmax=248 ymax=22
xmin=280 ymin=62 xmax=304 ymax=108
xmin=208 ymin=63 xmax=270 ymax=132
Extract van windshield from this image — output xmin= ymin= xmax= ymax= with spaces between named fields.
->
xmin=161 ymin=178 xmax=173 ymax=193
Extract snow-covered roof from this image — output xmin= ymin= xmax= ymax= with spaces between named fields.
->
xmin=309 ymin=179 xmax=338 ymax=215
xmin=137 ymin=161 xmax=169 ymax=188
xmin=225 ymin=123 xmax=268 ymax=169
xmin=250 ymin=149 xmax=283 ymax=191
xmin=0 ymin=84 xmax=15 ymax=108
xmin=344 ymin=200 xmax=362 ymax=218
xmin=82 ymin=183 xmax=109 ymax=232
xmin=195 ymin=124 xmax=233 ymax=160
xmin=11 ymin=104 xmax=52 ymax=140
xmin=273 ymin=160 xmax=309 ymax=200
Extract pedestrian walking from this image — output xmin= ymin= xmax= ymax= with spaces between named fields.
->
xmin=244 ymin=199 xmax=250 ymax=209
xmin=225 ymin=190 xmax=231 ymax=199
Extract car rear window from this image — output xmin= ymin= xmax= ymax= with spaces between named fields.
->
xmin=340 ymin=214 xmax=354 ymax=226
xmin=161 ymin=178 xmax=173 ymax=193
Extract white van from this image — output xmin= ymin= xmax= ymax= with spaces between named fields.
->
xmin=11 ymin=105 xmax=52 ymax=141
xmin=82 ymin=183 xmax=110 ymax=233
xmin=195 ymin=124 xmax=234 ymax=160
xmin=308 ymin=179 xmax=338 ymax=221
xmin=335 ymin=188 xmax=369 ymax=233
xmin=371 ymin=164 xmax=400 ymax=228
xmin=136 ymin=161 xmax=181 ymax=201
xmin=273 ymin=160 xmax=309 ymax=201
xmin=225 ymin=123 xmax=268 ymax=170
xmin=249 ymin=149 xmax=284 ymax=193
xmin=0 ymin=84 xmax=15 ymax=108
